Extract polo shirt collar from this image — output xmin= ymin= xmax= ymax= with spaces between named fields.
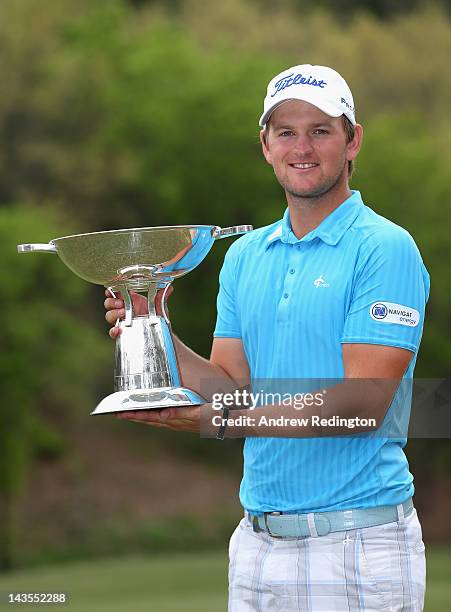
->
xmin=266 ymin=190 xmax=364 ymax=249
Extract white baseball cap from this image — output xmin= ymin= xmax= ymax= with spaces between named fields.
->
xmin=259 ymin=64 xmax=356 ymax=127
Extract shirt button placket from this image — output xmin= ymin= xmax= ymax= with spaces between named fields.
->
xmin=278 ymin=252 xmax=298 ymax=320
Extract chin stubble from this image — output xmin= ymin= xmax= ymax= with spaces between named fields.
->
xmin=283 ymin=159 xmax=347 ymax=201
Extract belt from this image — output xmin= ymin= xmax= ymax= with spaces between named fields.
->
xmin=247 ymin=498 xmax=414 ymax=538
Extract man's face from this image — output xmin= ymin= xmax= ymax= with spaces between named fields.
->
xmin=260 ymin=100 xmax=361 ymax=200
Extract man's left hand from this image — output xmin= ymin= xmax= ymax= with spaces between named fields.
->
xmin=116 ymin=405 xmax=203 ymax=433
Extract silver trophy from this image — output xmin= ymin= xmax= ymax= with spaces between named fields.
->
xmin=17 ymin=224 xmax=252 ymax=415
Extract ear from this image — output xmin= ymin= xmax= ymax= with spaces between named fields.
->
xmin=346 ymin=123 xmax=363 ymax=164
xmin=260 ymin=129 xmax=273 ymax=165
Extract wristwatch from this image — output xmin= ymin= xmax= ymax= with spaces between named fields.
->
xmin=216 ymin=405 xmax=230 ymax=440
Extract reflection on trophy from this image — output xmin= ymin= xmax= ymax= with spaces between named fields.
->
xmin=17 ymin=224 xmax=252 ymax=415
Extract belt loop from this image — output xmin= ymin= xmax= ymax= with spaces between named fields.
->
xmin=396 ymin=503 xmax=405 ymax=523
xmin=307 ymin=513 xmax=319 ymax=537
xmin=343 ymin=510 xmax=355 ymax=530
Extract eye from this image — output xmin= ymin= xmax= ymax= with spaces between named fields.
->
xmin=278 ymin=130 xmax=295 ymax=137
xmin=313 ymin=129 xmax=329 ymax=135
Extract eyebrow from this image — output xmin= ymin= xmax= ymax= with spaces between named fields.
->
xmin=271 ymin=121 xmax=335 ymax=130
xmin=270 ymin=124 xmax=293 ymax=130
xmin=311 ymin=122 xmax=334 ymax=128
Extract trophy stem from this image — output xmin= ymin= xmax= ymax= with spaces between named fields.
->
xmin=91 ymin=280 xmax=205 ymax=414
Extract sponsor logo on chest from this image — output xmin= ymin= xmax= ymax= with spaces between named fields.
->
xmin=313 ymin=274 xmax=330 ymax=288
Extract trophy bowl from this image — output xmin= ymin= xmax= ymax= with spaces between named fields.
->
xmin=18 ymin=224 xmax=252 ymax=415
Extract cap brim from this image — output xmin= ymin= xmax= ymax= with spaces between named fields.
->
xmin=259 ymin=92 xmax=347 ymax=127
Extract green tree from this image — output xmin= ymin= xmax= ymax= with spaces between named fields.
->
xmin=0 ymin=205 xmax=109 ymax=569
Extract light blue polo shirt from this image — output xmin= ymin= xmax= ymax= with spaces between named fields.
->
xmin=214 ymin=190 xmax=430 ymax=513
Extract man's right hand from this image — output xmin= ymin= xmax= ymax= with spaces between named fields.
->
xmin=104 ymin=287 xmax=172 ymax=339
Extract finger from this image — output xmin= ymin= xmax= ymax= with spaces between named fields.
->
xmin=116 ymin=410 xmax=161 ymax=421
xmin=160 ymin=406 xmax=200 ymax=421
xmin=109 ymin=326 xmax=121 ymax=339
xmin=104 ymin=298 xmax=124 ymax=310
xmin=159 ymin=407 xmax=176 ymax=420
xmin=105 ymin=289 xmax=122 ymax=299
xmin=117 ymin=410 xmax=184 ymax=427
xmin=105 ymin=308 xmax=125 ymax=325
xmin=128 ymin=419 xmax=169 ymax=428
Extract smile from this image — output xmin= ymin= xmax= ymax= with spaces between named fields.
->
xmin=289 ymin=163 xmax=319 ymax=169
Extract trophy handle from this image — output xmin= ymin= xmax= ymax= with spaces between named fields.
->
xmin=213 ymin=225 xmax=253 ymax=239
xmin=17 ymin=243 xmax=57 ymax=253
xmin=159 ymin=284 xmax=172 ymax=325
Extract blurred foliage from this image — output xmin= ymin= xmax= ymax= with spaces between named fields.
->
xmin=1 ymin=0 xmax=450 ymax=567
xmin=131 ymin=0 xmax=451 ymax=20
xmin=264 ymin=0 xmax=451 ymax=20
xmin=14 ymin=511 xmax=240 ymax=566
xmin=1 ymin=0 xmax=449 ymax=364
xmin=0 ymin=205 xmax=110 ymax=568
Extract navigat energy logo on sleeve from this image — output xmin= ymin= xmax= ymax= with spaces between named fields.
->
xmin=370 ymin=302 xmax=420 ymax=327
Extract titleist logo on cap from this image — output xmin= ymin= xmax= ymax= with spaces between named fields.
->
xmin=271 ymin=72 xmax=327 ymax=97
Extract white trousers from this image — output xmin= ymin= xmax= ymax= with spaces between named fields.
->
xmin=228 ymin=508 xmax=426 ymax=611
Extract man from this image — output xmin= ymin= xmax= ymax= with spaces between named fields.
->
xmin=105 ymin=64 xmax=429 ymax=610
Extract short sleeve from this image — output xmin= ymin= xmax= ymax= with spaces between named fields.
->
xmin=341 ymin=229 xmax=430 ymax=353
xmin=213 ymin=244 xmax=241 ymax=339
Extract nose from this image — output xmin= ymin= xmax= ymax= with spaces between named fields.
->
xmin=293 ymin=134 xmax=314 ymax=156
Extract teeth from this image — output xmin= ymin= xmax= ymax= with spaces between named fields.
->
xmin=292 ymin=163 xmax=317 ymax=169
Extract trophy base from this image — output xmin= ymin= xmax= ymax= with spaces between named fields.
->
xmin=91 ymin=387 xmax=205 ymax=415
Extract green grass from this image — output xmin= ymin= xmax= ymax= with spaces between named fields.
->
xmin=0 ymin=553 xmax=228 ymax=612
xmin=0 ymin=548 xmax=449 ymax=611
xmin=424 ymin=548 xmax=451 ymax=610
